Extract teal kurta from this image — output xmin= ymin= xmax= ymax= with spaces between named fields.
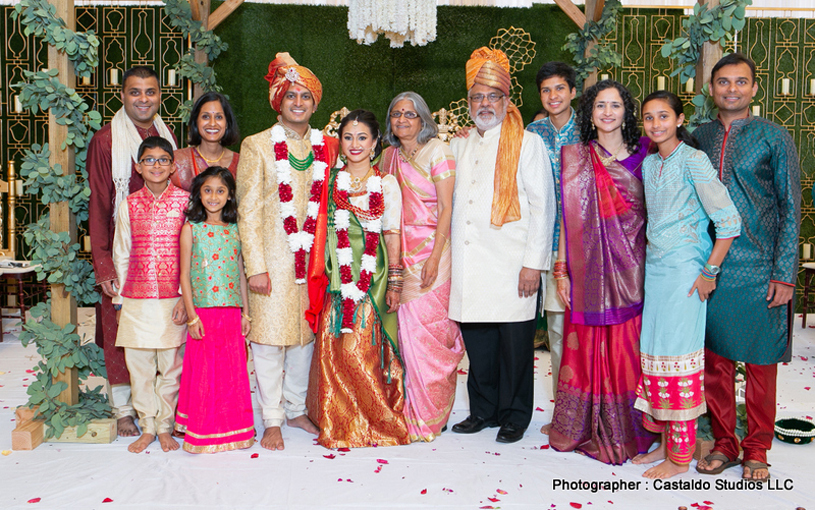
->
xmin=695 ymin=116 xmax=801 ymax=364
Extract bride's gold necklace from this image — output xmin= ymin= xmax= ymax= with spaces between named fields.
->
xmin=348 ymin=166 xmax=374 ymax=196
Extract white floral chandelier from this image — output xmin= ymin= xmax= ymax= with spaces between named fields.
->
xmin=348 ymin=0 xmax=437 ymax=48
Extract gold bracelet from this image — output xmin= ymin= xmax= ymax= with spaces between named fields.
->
xmin=436 ymin=231 xmax=448 ymax=241
xmin=187 ymin=316 xmax=200 ymax=327
xmin=242 ymin=312 xmax=252 ymax=322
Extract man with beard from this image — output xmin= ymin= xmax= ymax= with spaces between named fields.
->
xmin=448 ymin=47 xmax=555 ymax=444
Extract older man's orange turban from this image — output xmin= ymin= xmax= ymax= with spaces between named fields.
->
xmin=465 ymin=47 xmax=523 ymax=227
xmin=265 ymin=52 xmax=323 ymax=113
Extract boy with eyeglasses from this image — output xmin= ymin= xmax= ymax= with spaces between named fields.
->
xmin=112 ymin=136 xmax=189 ymax=453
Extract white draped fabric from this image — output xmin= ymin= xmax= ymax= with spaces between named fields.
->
xmin=348 ymin=0 xmax=437 ymax=47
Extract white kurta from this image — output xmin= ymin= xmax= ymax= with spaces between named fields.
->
xmin=448 ymin=123 xmax=555 ymax=323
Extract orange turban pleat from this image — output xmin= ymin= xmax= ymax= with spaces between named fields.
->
xmin=466 ymin=47 xmax=522 ymax=227
xmin=265 ymin=52 xmax=323 ymax=113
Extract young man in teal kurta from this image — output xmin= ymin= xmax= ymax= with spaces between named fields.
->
xmin=695 ymin=53 xmax=801 ymax=480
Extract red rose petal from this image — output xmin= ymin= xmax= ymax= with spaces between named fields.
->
xmin=376 ymin=458 xmax=389 ymax=464
xmin=540 ymin=444 xmax=550 ymax=449
xmin=102 ymin=498 xmax=114 ymax=503
xmin=323 ymin=454 xmax=336 ymax=459
xmin=704 ymin=502 xmax=714 ymax=506
xmin=28 ymin=498 xmax=41 ymax=504
xmin=488 ymin=497 xmax=500 ymax=502
xmin=374 ymin=465 xmax=382 ymax=473
xmin=420 ymin=489 xmax=427 ymax=495
xmin=457 ymin=369 xmax=468 ymax=375
xmin=535 ymin=406 xmax=545 ymax=412
xmin=251 ymin=453 xmax=259 ymax=458
xmin=571 ymin=504 xmax=582 ymax=509
xmin=496 ymin=489 xmax=508 ymax=495
xmin=338 ymin=447 xmax=350 ymax=452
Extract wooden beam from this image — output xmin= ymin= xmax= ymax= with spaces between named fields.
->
xmin=208 ymin=0 xmax=244 ymax=31
xmin=695 ymin=0 xmax=722 ymax=93
xmin=49 ymin=0 xmax=78 ymax=406
xmin=585 ymin=0 xmax=606 ymax=23
xmin=553 ymin=0 xmax=586 ymax=28
xmin=191 ymin=0 xmax=211 ymax=102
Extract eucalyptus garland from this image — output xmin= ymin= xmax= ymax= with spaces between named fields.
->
xmin=660 ymin=0 xmax=752 ymax=128
xmin=163 ymin=0 xmax=228 ymax=121
xmin=11 ymin=0 xmax=99 ymax=78
xmin=13 ymin=2 xmax=111 ymax=436
xmin=19 ymin=302 xmax=110 ymax=440
xmin=562 ymin=0 xmax=623 ymax=91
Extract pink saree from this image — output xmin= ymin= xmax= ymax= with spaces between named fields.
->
xmin=549 ymin=139 xmax=657 ymax=464
xmin=383 ymin=141 xmax=465 ymax=442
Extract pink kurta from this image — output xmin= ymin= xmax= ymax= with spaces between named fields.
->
xmin=383 ymin=140 xmax=465 ymax=442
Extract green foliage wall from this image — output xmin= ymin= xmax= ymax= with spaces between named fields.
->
xmin=213 ymin=4 xmax=576 ymax=138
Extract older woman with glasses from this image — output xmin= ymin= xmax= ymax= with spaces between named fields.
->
xmin=381 ymin=91 xmax=465 ymax=442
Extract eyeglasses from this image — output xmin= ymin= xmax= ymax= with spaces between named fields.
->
xmin=468 ymin=93 xmax=505 ymax=104
xmin=390 ymin=111 xmax=419 ymax=119
xmin=139 ymin=157 xmax=173 ymax=166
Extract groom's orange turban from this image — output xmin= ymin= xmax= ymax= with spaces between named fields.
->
xmin=265 ymin=52 xmax=323 ymax=113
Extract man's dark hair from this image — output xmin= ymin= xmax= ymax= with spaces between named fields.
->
xmin=711 ymin=53 xmax=756 ymax=83
xmin=122 ymin=66 xmax=160 ymax=91
xmin=536 ymin=62 xmax=577 ymax=93
xmin=137 ymin=136 xmax=174 ymax=161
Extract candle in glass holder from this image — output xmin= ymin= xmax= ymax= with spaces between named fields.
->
xmin=752 ymin=105 xmax=761 ymax=117
xmin=14 ymin=95 xmax=23 ymax=113
xmin=168 ymin=69 xmax=176 ymax=87
xmin=685 ymin=77 xmax=695 ymax=94
xmin=804 ymin=243 xmax=812 ymax=260
xmin=657 ymin=76 xmax=666 ymax=90
xmin=83 ymin=236 xmax=92 ymax=253
xmin=82 ymin=75 xmax=91 ymax=86
xmin=810 ymin=78 xmax=815 ymax=96
xmin=782 ymin=78 xmax=790 ymax=95
xmin=600 ymin=73 xmax=609 ymax=81
xmin=110 ymin=69 xmax=119 ymax=86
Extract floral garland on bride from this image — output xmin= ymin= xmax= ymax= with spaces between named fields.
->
xmin=333 ymin=166 xmax=385 ymax=332
xmin=271 ymin=125 xmax=328 ymax=283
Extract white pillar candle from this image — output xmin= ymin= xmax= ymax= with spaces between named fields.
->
xmin=752 ymin=105 xmax=761 ymax=116
xmin=110 ymin=69 xmax=119 ymax=86
xmin=81 ymin=75 xmax=91 ymax=86
xmin=600 ymin=73 xmax=609 ymax=81
xmin=14 ymin=95 xmax=23 ymax=113
xmin=685 ymin=77 xmax=695 ymax=94
xmin=657 ymin=76 xmax=666 ymax=90
xmin=83 ymin=237 xmax=92 ymax=253
xmin=804 ymin=243 xmax=812 ymax=260
xmin=168 ymin=69 xmax=176 ymax=87
xmin=15 ymin=180 xmax=23 ymax=196
xmin=782 ymin=78 xmax=790 ymax=95
xmin=810 ymin=78 xmax=815 ymax=96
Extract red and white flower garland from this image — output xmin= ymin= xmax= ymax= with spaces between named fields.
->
xmin=271 ymin=125 xmax=328 ymax=284
xmin=333 ymin=167 xmax=384 ymax=332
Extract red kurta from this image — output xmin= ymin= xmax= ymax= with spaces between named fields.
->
xmin=88 ymin=122 xmax=178 ymax=385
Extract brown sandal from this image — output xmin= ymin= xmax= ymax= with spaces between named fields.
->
xmin=742 ymin=459 xmax=771 ymax=480
xmin=696 ymin=452 xmax=740 ymax=475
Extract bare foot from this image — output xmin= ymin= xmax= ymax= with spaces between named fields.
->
xmin=158 ymin=432 xmax=180 ymax=452
xmin=633 ymin=441 xmax=666 ymax=465
xmin=260 ymin=426 xmax=285 ymax=450
xmin=643 ymin=458 xmax=689 ymax=479
xmin=117 ymin=416 xmax=139 ymax=437
xmin=128 ymin=433 xmax=155 ymax=453
xmin=540 ymin=423 xmax=552 ymax=435
xmin=287 ymin=414 xmax=319 ymax=435
xmin=742 ymin=460 xmax=770 ymax=480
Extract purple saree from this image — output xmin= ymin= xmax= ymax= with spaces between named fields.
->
xmin=549 ymin=139 xmax=657 ymax=465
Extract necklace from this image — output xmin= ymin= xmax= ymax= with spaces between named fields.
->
xmin=196 ymin=146 xmax=225 ymax=165
xmin=348 ymin=166 xmax=374 ymax=194
xmin=270 ymin=125 xmax=329 ymax=284
xmin=398 ymin=144 xmax=420 ymax=163
xmin=288 ymin=151 xmax=315 ymax=172
xmin=597 ymin=140 xmax=624 ymax=167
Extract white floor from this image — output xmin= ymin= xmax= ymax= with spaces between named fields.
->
xmin=0 ymin=309 xmax=813 ymax=510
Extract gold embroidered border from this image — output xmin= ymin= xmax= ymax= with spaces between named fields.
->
xmin=183 ymin=438 xmax=255 ymax=454
xmin=185 ymin=425 xmax=256 ymax=440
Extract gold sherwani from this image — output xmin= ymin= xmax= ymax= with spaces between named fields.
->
xmin=237 ymin=123 xmax=317 ymax=347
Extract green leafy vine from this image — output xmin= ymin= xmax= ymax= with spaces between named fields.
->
xmin=163 ymin=0 xmax=228 ymax=121
xmin=562 ymin=0 xmax=623 ymax=91
xmin=11 ymin=0 xmax=99 ymax=78
xmin=19 ymin=302 xmax=110 ymax=440
xmin=660 ymin=0 xmax=752 ymax=128
xmin=13 ymin=0 xmax=111 ymax=437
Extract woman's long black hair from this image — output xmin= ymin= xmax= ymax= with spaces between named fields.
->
xmin=185 ymin=166 xmax=238 ymax=224
xmin=576 ymin=79 xmax=641 ymax=154
xmin=641 ymin=90 xmax=699 ymax=149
